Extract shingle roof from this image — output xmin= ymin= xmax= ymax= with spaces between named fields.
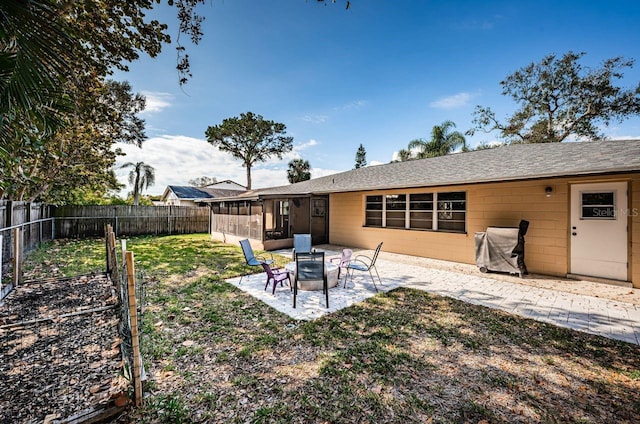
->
xmin=198 ymin=187 xmax=246 ymax=198
xmin=250 ymin=139 xmax=640 ymax=197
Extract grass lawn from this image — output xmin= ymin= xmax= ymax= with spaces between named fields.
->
xmin=23 ymin=234 xmax=640 ymax=423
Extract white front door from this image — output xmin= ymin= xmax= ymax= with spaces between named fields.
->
xmin=570 ymin=182 xmax=628 ymax=281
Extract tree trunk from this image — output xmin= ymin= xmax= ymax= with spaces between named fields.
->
xmin=246 ymin=166 xmax=252 ymax=190
xmin=133 ymin=173 xmax=140 ymax=205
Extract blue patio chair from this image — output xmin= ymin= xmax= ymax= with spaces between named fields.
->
xmin=346 ymin=242 xmax=383 ymax=291
xmin=239 ymin=239 xmax=273 ymax=284
xmin=294 ymin=251 xmax=328 ymax=309
xmin=292 ymin=233 xmax=313 ymax=259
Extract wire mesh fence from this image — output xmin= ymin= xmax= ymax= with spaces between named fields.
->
xmin=1 ymin=219 xmax=55 ymax=299
xmin=0 ymin=225 xmax=147 ymax=422
xmin=106 ymin=225 xmax=146 ymax=407
xmin=117 ymin=264 xmax=147 ymax=405
xmin=0 ymin=274 xmax=126 ymax=423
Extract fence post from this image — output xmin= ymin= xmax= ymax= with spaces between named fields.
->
xmin=125 ymin=251 xmax=143 ymax=406
xmin=13 ymin=227 xmax=21 ymax=286
xmin=105 ymin=225 xmax=111 ymax=275
xmin=0 ymin=234 xmax=3 ymax=294
xmin=5 ymin=201 xmax=12 ymax=228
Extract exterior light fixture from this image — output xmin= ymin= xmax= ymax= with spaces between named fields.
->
xmin=545 ymin=186 xmax=553 ymax=197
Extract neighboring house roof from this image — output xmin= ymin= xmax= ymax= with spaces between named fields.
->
xmin=204 ymin=180 xmax=246 ymax=190
xmin=198 ymin=187 xmax=246 ymax=198
xmin=162 ymin=185 xmax=246 ymax=201
xmin=204 ymin=139 xmax=640 ymax=201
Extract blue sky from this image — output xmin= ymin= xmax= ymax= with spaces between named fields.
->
xmin=113 ymin=0 xmax=640 ymax=196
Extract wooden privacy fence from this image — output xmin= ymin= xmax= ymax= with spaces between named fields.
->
xmin=53 ymin=205 xmax=210 ymax=238
xmin=1 ymin=202 xmax=209 ymax=297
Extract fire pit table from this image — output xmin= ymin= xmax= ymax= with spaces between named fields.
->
xmin=285 ymin=261 xmax=340 ymax=291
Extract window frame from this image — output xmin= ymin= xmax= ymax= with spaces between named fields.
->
xmin=580 ymin=190 xmax=617 ymax=220
xmin=364 ymin=191 xmax=466 ymax=233
xmin=365 ymin=195 xmax=384 ymax=227
xmin=385 ymin=194 xmax=407 ymax=229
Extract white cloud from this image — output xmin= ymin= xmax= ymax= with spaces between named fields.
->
xmin=334 ymin=100 xmax=368 ymax=111
xmin=390 ymin=151 xmax=402 ymax=162
xmin=429 ymin=92 xmax=475 ymax=109
xmin=294 ymin=139 xmax=318 ymax=151
xmin=276 ymin=139 xmax=321 ymax=164
xmin=301 ymin=114 xmax=328 ymax=124
xmin=610 ymin=134 xmax=640 ymax=140
xmin=113 ymin=135 xmax=342 ymax=197
xmin=310 ymin=167 xmax=341 ymax=179
xmin=140 ymin=91 xmax=172 ymax=115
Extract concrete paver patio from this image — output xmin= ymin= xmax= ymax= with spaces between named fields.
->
xmin=226 ymin=246 xmax=640 ymax=346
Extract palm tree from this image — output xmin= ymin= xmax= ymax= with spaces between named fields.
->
xmin=0 ymin=0 xmax=75 ymax=152
xmin=394 ymin=148 xmax=414 ymax=162
xmin=287 ymin=158 xmax=311 ymax=184
xmin=407 ymin=120 xmax=466 ymax=158
xmin=121 ymin=161 xmax=155 ymax=205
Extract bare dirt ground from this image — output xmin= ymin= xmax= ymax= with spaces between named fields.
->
xmin=0 ymin=274 xmax=127 ymax=424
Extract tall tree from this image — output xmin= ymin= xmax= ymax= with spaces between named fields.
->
xmin=205 ymin=112 xmax=293 ymax=190
xmin=287 ymin=159 xmax=311 ymax=184
xmin=1 ymin=80 xmax=145 ymax=203
xmin=0 ymin=0 xmax=168 ymax=139
xmin=188 ymin=176 xmax=218 ymax=187
xmin=468 ymin=51 xmax=640 ymax=143
xmin=407 ymin=121 xmax=466 ymax=159
xmin=354 ymin=144 xmax=367 ymax=168
xmin=1 ymin=0 xmax=165 ymax=201
xmin=121 ymin=161 xmax=156 ymax=206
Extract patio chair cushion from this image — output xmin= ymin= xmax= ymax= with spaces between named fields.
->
xmin=346 ymin=262 xmax=368 ymax=272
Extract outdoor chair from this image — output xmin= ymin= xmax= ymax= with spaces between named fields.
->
xmin=294 ymin=251 xmax=328 ymax=309
xmin=239 ymin=239 xmax=274 ymax=284
xmin=345 ymin=242 xmax=383 ymax=291
xmin=329 ymin=248 xmax=352 ymax=281
xmin=292 ymin=233 xmax=314 ymax=259
xmin=261 ymin=262 xmax=291 ymax=294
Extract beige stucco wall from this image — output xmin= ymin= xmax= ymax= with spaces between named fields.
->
xmin=329 ymin=173 xmax=640 ymax=288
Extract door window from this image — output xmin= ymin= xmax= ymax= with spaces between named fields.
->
xmin=581 ymin=192 xmax=616 ymax=220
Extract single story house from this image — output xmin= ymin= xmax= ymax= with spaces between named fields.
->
xmin=203 ymin=140 xmax=640 ymax=288
xmin=161 ymin=180 xmax=246 ymax=207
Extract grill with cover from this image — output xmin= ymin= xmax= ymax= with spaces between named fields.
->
xmin=474 ymin=220 xmax=529 ymax=277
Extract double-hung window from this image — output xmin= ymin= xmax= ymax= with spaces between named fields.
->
xmin=409 ymin=193 xmax=434 ymax=230
xmin=437 ymin=192 xmax=466 ymax=232
xmin=385 ymin=194 xmax=406 ymax=228
xmin=365 ymin=195 xmax=383 ymax=227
